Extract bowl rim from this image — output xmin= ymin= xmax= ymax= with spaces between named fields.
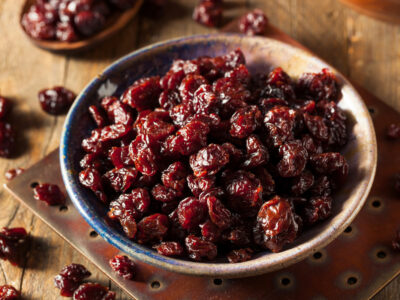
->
xmin=60 ymin=33 xmax=377 ymax=277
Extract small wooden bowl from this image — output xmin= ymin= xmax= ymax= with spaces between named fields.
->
xmin=20 ymin=0 xmax=143 ymax=54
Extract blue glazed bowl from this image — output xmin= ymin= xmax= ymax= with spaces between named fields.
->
xmin=60 ymin=33 xmax=377 ymax=277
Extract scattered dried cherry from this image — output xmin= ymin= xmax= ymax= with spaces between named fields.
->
xmin=33 ymin=183 xmax=65 ymax=206
xmin=73 ymin=283 xmax=115 ymax=300
xmin=0 ymin=96 xmax=11 ymax=119
xmin=387 ymin=123 xmax=400 ymax=139
xmin=109 ymin=255 xmax=135 ymax=280
xmin=239 ymin=9 xmax=268 ymax=36
xmin=0 ymin=227 xmax=28 ymax=266
xmin=193 ymin=0 xmax=222 ymax=27
xmin=38 ymin=86 xmax=76 ymax=115
xmin=0 ymin=285 xmax=20 ymax=300
xmin=0 ymin=122 xmax=15 ymax=157
xmin=54 ymin=263 xmax=91 ymax=297
xmin=5 ymin=168 xmax=25 ymax=181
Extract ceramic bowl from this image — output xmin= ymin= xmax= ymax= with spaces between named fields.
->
xmin=60 ymin=33 xmax=377 ymax=278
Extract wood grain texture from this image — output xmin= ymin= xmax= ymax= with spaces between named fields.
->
xmin=0 ymin=0 xmax=399 ymax=298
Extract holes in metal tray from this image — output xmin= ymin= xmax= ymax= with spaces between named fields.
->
xmin=213 ymin=278 xmax=223 ymax=286
xmin=377 ymin=250 xmax=387 ymax=259
xmin=368 ymin=197 xmax=384 ymax=213
xmin=337 ymin=271 xmax=361 ymax=289
xmin=344 ymin=226 xmax=352 ymax=234
xmin=372 ymin=200 xmax=381 ymax=208
xmin=151 ymin=281 xmax=161 ymax=289
xmin=308 ymin=249 xmax=328 ymax=265
xmin=276 ymin=273 xmax=295 ymax=290
xmin=281 ymin=277 xmax=291 ymax=286
xmin=313 ymin=251 xmax=323 ymax=260
xmin=89 ymin=230 xmax=98 ymax=238
xmin=347 ymin=276 xmax=357 ymax=285
xmin=370 ymin=246 xmax=390 ymax=263
xmin=59 ymin=205 xmax=68 ymax=212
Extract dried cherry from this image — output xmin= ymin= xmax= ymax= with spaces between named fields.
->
xmin=0 ymin=227 xmax=28 ymax=266
xmin=154 ymin=241 xmax=184 ymax=257
xmin=5 ymin=168 xmax=25 ymax=181
xmin=33 ymin=183 xmax=65 ymax=206
xmin=38 ymin=86 xmax=76 ymax=115
xmin=239 ymin=9 xmax=268 ymax=36
xmin=0 ymin=285 xmax=20 ymax=300
xmin=54 ymin=263 xmax=91 ymax=297
xmin=253 ymin=196 xmax=299 ymax=252
xmin=72 ymin=283 xmax=115 ymax=300
xmin=109 ymin=255 xmax=135 ymax=280
xmin=193 ymin=0 xmax=222 ymax=27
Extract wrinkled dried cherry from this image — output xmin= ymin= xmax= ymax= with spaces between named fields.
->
xmin=109 ymin=255 xmax=135 ymax=280
xmin=38 ymin=86 xmax=76 ymax=115
xmin=33 ymin=183 xmax=65 ymax=206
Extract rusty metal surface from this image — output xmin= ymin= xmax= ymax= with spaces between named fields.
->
xmin=4 ymin=22 xmax=400 ymax=300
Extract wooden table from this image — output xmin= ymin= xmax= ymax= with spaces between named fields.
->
xmin=0 ymin=0 xmax=399 ymax=298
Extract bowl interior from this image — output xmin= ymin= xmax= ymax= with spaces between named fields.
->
xmin=60 ymin=34 xmax=377 ymax=277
